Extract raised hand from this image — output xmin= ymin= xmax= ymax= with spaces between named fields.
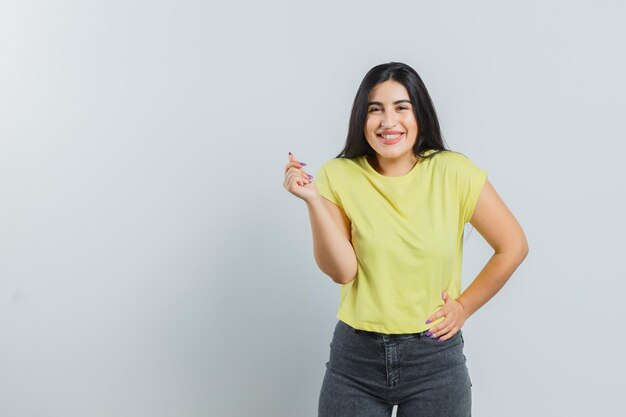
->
xmin=283 ymin=151 xmax=320 ymax=203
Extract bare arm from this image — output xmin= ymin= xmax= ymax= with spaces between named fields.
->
xmin=456 ymin=179 xmax=529 ymax=318
xmin=283 ymin=152 xmax=357 ymax=285
xmin=306 ymin=195 xmax=357 ymax=285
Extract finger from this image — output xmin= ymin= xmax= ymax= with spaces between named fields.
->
xmin=429 ymin=325 xmax=447 ymax=339
xmin=288 ymin=170 xmax=311 ymax=184
xmin=289 ymin=169 xmax=313 ymax=185
xmin=288 ymin=152 xmax=300 ymax=172
xmin=299 ymin=172 xmax=311 ymax=185
xmin=285 ymin=172 xmax=302 ymax=189
xmin=425 ymin=308 xmax=447 ymax=325
xmin=284 ymin=162 xmax=309 ymax=176
xmin=437 ymin=321 xmax=456 ymax=337
xmin=436 ymin=326 xmax=459 ymax=342
xmin=285 ymin=165 xmax=309 ymax=177
xmin=288 ymin=176 xmax=304 ymax=189
xmin=427 ymin=316 xmax=452 ymax=338
xmin=288 ymin=152 xmax=309 ymax=166
xmin=288 ymin=172 xmax=305 ymax=188
xmin=287 ymin=171 xmax=310 ymax=188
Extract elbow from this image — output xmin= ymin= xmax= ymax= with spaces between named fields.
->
xmin=520 ymin=236 xmax=529 ymax=258
xmin=316 ymin=263 xmax=354 ymax=285
xmin=494 ymin=238 xmax=529 ymax=261
xmin=513 ymin=240 xmax=529 ymax=264
xmin=333 ymin=272 xmax=356 ymax=285
xmin=331 ymin=262 xmax=358 ymax=285
xmin=315 ymin=248 xmax=358 ymax=285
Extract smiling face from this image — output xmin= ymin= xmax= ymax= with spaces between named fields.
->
xmin=364 ymin=79 xmax=419 ymax=162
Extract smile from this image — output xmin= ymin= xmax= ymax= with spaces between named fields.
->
xmin=377 ymin=132 xmax=404 ymax=145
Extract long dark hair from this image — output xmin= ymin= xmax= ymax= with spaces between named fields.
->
xmin=336 ymin=62 xmax=449 ymax=161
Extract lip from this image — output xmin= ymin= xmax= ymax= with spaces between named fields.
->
xmin=377 ymin=132 xmax=404 ymax=145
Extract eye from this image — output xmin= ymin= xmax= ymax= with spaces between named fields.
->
xmin=398 ymin=105 xmax=410 ymax=110
xmin=368 ymin=107 xmax=381 ymax=113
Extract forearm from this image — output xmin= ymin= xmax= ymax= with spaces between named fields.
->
xmin=457 ymin=248 xmax=528 ymax=318
xmin=306 ymin=198 xmax=357 ymax=284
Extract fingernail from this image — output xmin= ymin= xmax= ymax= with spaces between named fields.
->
xmin=307 ymin=174 xmax=313 ymax=179
xmin=426 ymin=331 xmax=432 ymax=337
xmin=425 ymin=319 xmax=431 ymax=324
xmin=299 ymin=162 xmax=307 ymax=166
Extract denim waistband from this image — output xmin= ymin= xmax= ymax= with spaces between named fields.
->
xmin=345 ymin=321 xmax=431 ymax=340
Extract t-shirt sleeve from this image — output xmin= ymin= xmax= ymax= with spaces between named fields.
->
xmin=457 ymin=154 xmax=488 ymax=224
xmin=313 ymin=162 xmax=343 ymax=208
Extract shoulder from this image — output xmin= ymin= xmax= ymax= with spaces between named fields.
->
xmin=428 ymin=150 xmax=483 ymax=172
xmin=429 ymin=149 xmax=472 ymax=164
xmin=318 ymin=156 xmax=361 ymax=174
xmin=321 ymin=156 xmax=359 ymax=167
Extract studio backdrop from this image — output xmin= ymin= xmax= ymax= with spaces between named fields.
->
xmin=1 ymin=1 xmax=624 ymax=416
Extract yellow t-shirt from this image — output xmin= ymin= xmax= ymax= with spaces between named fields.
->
xmin=313 ymin=149 xmax=488 ymax=334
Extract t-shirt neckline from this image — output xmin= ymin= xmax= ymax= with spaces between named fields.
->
xmin=362 ymin=149 xmax=437 ymax=181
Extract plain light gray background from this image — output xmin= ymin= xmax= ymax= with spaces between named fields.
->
xmin=1 ymin=0 xmax=624 ymax=416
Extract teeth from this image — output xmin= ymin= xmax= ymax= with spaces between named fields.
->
xmin=380 ymin=134 xmax=401 ymax=139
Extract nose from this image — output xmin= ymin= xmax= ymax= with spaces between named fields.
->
xmin=380 ymin=111 xmax=399 ymax=127
xmin=381 ymin=115 xmax=397 ymax=128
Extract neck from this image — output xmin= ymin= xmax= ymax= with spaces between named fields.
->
xmin=368 ymin=153 xmax=420 ymax=177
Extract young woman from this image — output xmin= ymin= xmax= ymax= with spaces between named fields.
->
xmin=283 ymin=62 xmax=528 ymax=417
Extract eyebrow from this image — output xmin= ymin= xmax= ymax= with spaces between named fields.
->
xmin=367 ymin=100 xmax=412 ymax=106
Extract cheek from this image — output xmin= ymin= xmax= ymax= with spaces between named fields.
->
xmin=401 ymin=115 xmax=418 ymax=129
xmin=365 ymin=118 xmax=379 ymax=132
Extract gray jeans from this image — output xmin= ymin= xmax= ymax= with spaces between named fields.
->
xmin=318 ymin=320 xmax=472 ymax=417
